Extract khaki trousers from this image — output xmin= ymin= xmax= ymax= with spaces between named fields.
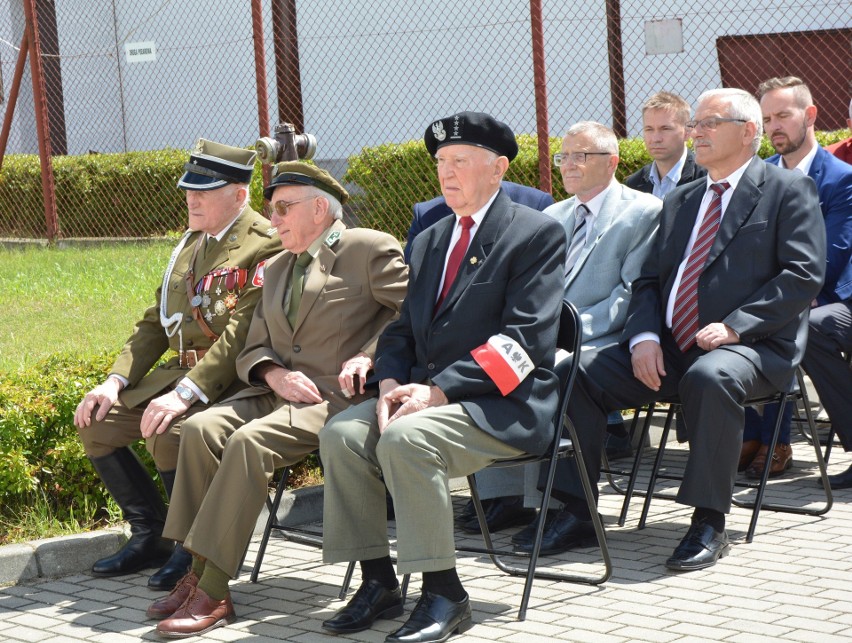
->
xmin=76 ymin=399 xmax=207 ymax=471
xmin=163 ymin=392 xmax=320 ymax=577
xmin=320 ymin=399 xmax=523 ymax=574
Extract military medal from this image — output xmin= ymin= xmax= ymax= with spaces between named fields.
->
xmin=205 ymin=311 xmax=214 ymax=322
xmin=214 ymin=300 xmax=227 ymax=316
xmin=202 ymin=294 xmax=211 ymax=307
xmin=190 ymin=294 xmax=203 ymax=307
xmin=224 ymin=292 xmax=238 ymax=311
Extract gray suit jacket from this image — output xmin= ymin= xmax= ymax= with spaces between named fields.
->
xmin=545 ymin=183 xmax=661 ymax=348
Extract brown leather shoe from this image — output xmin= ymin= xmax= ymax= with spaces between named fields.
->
xmin=739 ymin=440 xmax=762 ymax=472
xmin=155 ymin=585 xmax=236 ymax=638
xmin=146 ymin=571 xmax=199 ymax=620
xmin=745 ymin=443 xmax=792 ymax=479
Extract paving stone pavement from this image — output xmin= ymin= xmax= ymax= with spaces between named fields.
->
xmin=2 ymin=434 xmax=851 ymax=642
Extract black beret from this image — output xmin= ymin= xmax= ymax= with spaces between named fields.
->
xmin=264 ymin=161 xmax=349 ymax=203
xmin=424 ymin=111 xmax=518 ymax=161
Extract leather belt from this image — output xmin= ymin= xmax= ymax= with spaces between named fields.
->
xmin=177 ymin=349 xmax=208 ymax=368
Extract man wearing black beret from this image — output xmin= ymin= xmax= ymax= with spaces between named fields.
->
xmin=320 ymin=112 xmax=567 ymax=642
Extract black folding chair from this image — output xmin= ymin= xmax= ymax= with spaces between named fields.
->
xmin=461 ymin=301 xmax=611 ymax=621
xmin=636 ymin=368 xmax=832 ymax=542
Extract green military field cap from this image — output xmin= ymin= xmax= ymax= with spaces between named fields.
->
xmin=264 ymin=161 xmax=349 ymax=204
xmin=178 ymin=139 xmax=256 ymax=191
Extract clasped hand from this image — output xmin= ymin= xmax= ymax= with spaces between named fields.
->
xmin=376 ymin=379 xmax=447 ymax=433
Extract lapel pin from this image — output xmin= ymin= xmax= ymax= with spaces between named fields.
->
xmin=228 ymin=234 xmax=237 ymax=242
xmin=470 ymin=256 xmax=479 ymax=265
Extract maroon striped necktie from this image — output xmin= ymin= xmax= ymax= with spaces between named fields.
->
xmin=435 ymin=216 xmax=475 ymax=312
xmin=671 ymin=181 xmax=730 ymax=351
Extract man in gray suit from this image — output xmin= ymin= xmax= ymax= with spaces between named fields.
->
xmin=497 ymin=121 xmax=662 ymax=554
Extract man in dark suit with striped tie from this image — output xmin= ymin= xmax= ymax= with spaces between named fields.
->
xmin=556 ymin=88 xmax=826 ymax=572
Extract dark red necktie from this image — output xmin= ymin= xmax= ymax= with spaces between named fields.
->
xmin=435 ymin=216 xmax=475 ymax=312
xmin=671 ymin=181 xmax=730 ymax=351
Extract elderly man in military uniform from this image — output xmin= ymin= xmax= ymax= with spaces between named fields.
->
xmin=147 ymin=162 xmax=409 ymax=638
xmin=74 ymin=140 xmax=281 ymax=591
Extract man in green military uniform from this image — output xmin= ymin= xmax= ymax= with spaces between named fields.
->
xmin=146 ymin=161 xmax=408 ymax=638
xmin=74 ymin=139 xmax=281 ymax=591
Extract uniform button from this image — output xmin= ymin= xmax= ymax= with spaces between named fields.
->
xmin=186 ymin=340 xmax=194 ymax=346
xmin=186 ymin=315 xmax=193 ymax=322
xmin=427 ymin=362 xmax=435 ymax=370
xmin=293 ymin=345 xmax=301 ymax=353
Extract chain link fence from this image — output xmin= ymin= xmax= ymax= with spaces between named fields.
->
xmin=0 ymin=0 xmax=849 ymax=240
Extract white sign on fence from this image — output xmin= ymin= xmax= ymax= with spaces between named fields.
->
xmin=124 ymin=41 xmax=157 ymax=64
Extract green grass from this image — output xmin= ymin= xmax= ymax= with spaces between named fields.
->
xmin=0 ymin=242 xmax=172 ymax=371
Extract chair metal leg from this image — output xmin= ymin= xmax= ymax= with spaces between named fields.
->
xmin=732 ymin=372 xmax=833 ymax=537
xmin=638 ymin=405 xmax=677 ymax=530
xmin=251 ymin=467 xmax=291 ymax=583
xmin=617 ymin=405 xmax=657 ymax=526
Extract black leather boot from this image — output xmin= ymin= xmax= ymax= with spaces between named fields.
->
xmin=90 ymin=448 xmax=173 ymax=577
xmin=147 ymin=469 xmax=193 ymax=591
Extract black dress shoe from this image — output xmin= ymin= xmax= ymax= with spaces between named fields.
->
xmin=510 ymin=509 xmax=558 ymax=546
xmin=513 ymin=508 xmax=597 ymax=555
xmin=91 ymin=534 xmax=173 ymax=577
xmin=454 ymin=499 xmax=488 ymax=527
xmin=825 ymin=464 xmax=852 ymax=490
xmin=385 ymin=591 xmax=471 ymax=643
xmin=604 ymin=431 xmax=634 ymax=460
xmin=665 ymin=521 xmax=730 ymax=571
xmin=147 ymin=543 xmax=193 ymax=590
xmin=460 ymin=496 xmax=535 ymax=534
xmin=322 ymin=579 xmax=404 ymax=634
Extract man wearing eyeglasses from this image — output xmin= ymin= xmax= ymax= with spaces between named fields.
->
xmin=148 ymin=161 xmax=408 ymax=637
xmin=562 ymin=88 xmax=825 ymax=571
xmin=74 ymin=139 xmax=281 ymax=591
xmin=507 ymin=121 xmax=661 ymax=555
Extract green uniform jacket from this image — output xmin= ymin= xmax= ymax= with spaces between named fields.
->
xmin=233 ymin=220 xmax=410 ymax=432
xmin=112 ymin=206 xmax=281 ymax=408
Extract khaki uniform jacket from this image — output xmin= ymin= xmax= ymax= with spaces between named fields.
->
xmin=233 ymin=220 xmax=409 ymax=432
xmin=112 ymin=206 xmax=281 ymax=408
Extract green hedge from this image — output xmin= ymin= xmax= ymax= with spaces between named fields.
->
xmin=0 ymin=351 xmax=158 ymax=532
xmin=344 ymin=129 xmax=852 ymax=241
xmin=0 ymin=148 xmax=268 ymax=238
xmin=2 ymin=129 xmax=849 ymax=240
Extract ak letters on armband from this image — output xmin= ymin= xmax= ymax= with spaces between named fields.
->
xmin=471 ymin=333 xmax=533 ymax=395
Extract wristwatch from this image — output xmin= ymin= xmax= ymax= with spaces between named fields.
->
xmin=175 ymin=384 xmax=196 ymax=404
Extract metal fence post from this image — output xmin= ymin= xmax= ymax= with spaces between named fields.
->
xmin=529 ymin=0 xmax=551 ymax=195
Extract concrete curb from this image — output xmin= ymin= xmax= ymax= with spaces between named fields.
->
xmin=0 ymin=484 xmax=324 ymax=587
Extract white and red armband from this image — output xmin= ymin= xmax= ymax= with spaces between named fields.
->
xmin=471 ymin=333 xmax=534 ymax=396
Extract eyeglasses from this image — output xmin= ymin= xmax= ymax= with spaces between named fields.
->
xmin=271 ymin=196 xmax=315 ymax=216
xmin=553 ymin=151 xmax=611 ymax=166
xmin=686 ymin=117 xmax=747 ymax=131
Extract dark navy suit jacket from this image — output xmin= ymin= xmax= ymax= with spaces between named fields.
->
xmin=624 ymin=150 xmax=706 ymax=196
xmin=403 ymin=181 xmax=554 ymax=262
xmin=378 ymin=190 xmax=567 ymax=455
xmin=766 ymin=146 xmax=852 ymax=304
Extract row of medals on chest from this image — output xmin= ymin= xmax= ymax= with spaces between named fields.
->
xmin=190 ymin=268 xmax=247 ymax=322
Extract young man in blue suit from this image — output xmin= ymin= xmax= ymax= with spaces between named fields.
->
xmin=404 ymin=181 xmax=554 ymax=262
xmin=560 ymin=89 xmax=825 ymax=571
xmin=319 ymin=112 xmax=566 ymax=642
xmin=741 ymin=77 xmax=852 ymax=481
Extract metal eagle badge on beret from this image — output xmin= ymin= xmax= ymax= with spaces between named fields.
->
xmin=432 ymin=121 xmax=446 ymax=142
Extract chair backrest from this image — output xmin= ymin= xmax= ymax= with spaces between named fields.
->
xmin=552 ymin=300 xmax=582 ymax=444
